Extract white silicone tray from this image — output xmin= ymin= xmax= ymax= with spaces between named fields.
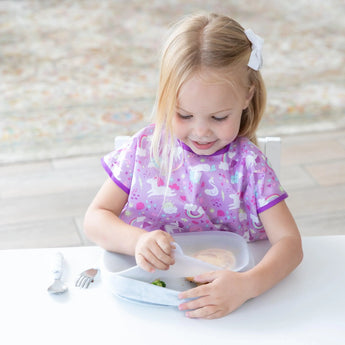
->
xmin=101 ymin=231 xmax=249 ymax=306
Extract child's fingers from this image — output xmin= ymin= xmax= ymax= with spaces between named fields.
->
xmin=178 ymin=272 xmax=219 ymax=301
xmin=179 ymin=296 xmax=219 ymax=319
xmin=155 ymin=232 xmax=174 ymax=254
xmin=136 ymin=253 xmax=155 ymax=273
xmin=150 ymin=242 xmax=175 ymax=268
xmin=150 ymin=231 xmax=175 ymax=266
xmin=136 ymin=246 xmax=172 ymax=271
xmin=192 ymin=271 xmax=217 ymax=284
xmin=179 ymin=281 xmax=211 ymax=301
xmin=135 ymin=230 xmax=175 ymax=271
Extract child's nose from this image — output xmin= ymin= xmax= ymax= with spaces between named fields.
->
xmin=195 ymin=122 xmax=211 ymax=138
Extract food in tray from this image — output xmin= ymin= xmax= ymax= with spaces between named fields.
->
xmin=192 ymin=248 xmax=236 ymax=270
xmin=151 ymin=279 xmax=166 ymax=287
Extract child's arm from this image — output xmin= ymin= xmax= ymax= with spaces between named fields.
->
xmin=178 ymin=200 xmax=303 ymax=319
xmin=84 ymin=178 xmax=175 ymax=272
xmin=243 ymin=200 xmax=303 ymax=297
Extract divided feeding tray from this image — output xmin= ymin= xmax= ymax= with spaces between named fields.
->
xmin=101 ymin=231 xmax=249 ymax=306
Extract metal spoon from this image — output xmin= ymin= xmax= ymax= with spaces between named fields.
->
xmin=47 ymin=252 xmax=68 ymax=294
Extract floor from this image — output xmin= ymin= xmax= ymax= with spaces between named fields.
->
xmin=1 ymin=128 xmax=345 ymax=249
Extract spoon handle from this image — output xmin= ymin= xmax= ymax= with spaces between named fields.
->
xmin=51 ymin=252 xmax=64 ymax=280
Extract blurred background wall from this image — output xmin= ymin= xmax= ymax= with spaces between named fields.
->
xmin=1 ymin=0 xmax=344 ymax=164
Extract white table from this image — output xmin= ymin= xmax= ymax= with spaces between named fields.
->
xmin=1 ymin=236 xmax=344 ymax=345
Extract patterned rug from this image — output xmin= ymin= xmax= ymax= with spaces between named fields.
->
xmin=1 ymin=0 xmax=344 ymax=163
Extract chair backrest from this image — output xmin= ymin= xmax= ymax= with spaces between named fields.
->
xmin=257 ymin=137 xmax=281 ymax=177
xmin=114 ymin=136 xmax=281 ymax=177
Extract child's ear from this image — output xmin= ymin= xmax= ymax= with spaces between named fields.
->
xmin=243 ymin=85 xmax=255 ymax=109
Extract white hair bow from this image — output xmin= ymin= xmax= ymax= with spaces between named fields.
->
xmin=245 ymin=28 xmax=264 ymax=71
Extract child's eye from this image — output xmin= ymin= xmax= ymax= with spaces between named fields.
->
xmin=177 ymin=113 xmax=193 ymax=120
xmin=212 ymin=115 xmax=229 ymax=122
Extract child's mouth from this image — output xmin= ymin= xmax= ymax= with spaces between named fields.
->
xmin=192 ymin=140 xmax=216 ymax=150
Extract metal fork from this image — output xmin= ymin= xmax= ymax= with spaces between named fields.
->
xmin=75 ymin=268 xmax=99 ymax=289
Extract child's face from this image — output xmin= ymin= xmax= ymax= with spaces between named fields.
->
xmin=173 ymin=71 xmax=253 ymax=155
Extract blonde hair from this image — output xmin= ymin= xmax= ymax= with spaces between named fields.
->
xmin=151 ymin=12 xmax=266 ymax=176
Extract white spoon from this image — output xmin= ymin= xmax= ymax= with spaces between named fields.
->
xmin=47 ymin=252 xmax=68 ymax=294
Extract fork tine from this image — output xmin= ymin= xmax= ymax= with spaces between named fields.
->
xmin=75 ymin=276 xmax=81 ymax=287
xmin=76 ymin=275 xmax=86 ymax=288
xmin=84 ymin=278 xmax=92 ymax=289
xmin=75 ymin=268 xmax=99 ymax=289
xmin=81 ymin=277 xmax=90 ymax=289
xmin=80 ymin=276 xmax=88 ymax=288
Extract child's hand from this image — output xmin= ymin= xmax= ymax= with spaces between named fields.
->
xmin=135 ymin=230 xmax=175 ymax=272
xmin=178 ymin=270 xmax=251 ymax=319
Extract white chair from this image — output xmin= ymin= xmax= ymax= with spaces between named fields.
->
xmin=257 ymin=137 xmax=281 ymax=178
xmin=114 ymin=136 xmax=281 ymax=177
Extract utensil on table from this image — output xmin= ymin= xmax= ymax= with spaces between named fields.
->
xmin=47 ymin=252 xmax=68 ymax=294
xmin=75 ymin=268 xmax=99 ymax=289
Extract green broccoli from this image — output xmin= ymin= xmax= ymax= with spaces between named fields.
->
xmin=151 ymin=279 xmax=166 ymax=287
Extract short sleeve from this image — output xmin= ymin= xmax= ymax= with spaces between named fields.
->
xmin=101 ymin=136 xmax=138 ymax=194
xmin=237 ymin=140 xmax=288 ymax=241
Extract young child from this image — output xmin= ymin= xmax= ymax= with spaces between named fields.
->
xmin=84 ymin=12 xmax=303 ymax=319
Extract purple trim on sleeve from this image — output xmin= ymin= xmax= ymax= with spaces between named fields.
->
xmin=101 ymin=158 xmax=130 ymax=195
xmin=257 ymin=192 xmax=288 ymax=213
